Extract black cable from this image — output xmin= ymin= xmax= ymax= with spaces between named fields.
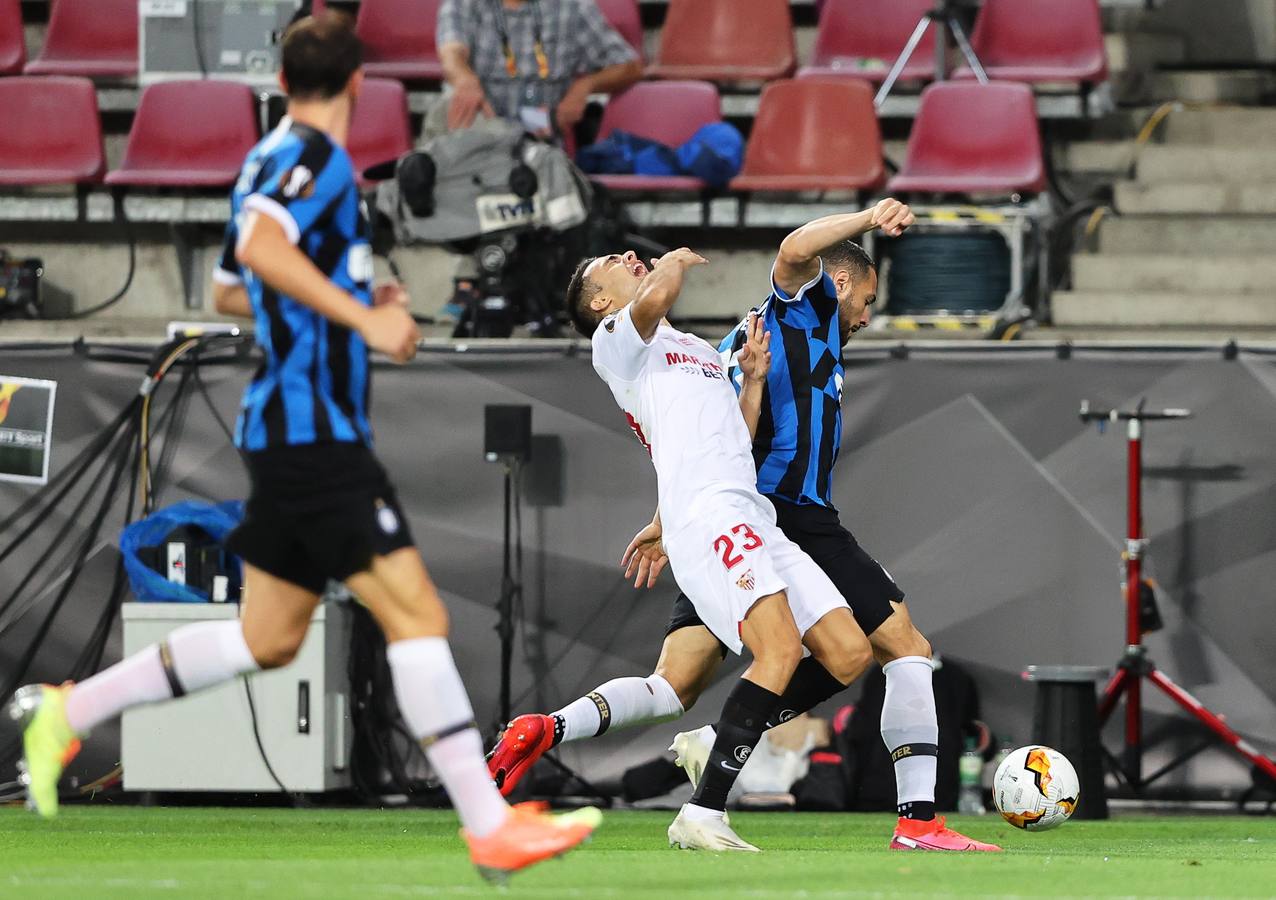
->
xmin=71 ymin=197 xmax=137 ymax=320
xmin=243 ymin=678 xmax=291 ymax=795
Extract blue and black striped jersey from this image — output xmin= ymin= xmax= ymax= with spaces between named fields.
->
xmin=720 ymin=261 xmax=844 ymax=509
xmin=216 ymin=119 xmax=374 ymax=452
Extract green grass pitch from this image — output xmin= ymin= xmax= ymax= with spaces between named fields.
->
xmin=2 ymin=807 xmax=1274 ymax=898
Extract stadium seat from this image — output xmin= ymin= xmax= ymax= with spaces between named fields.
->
xmin=595 ymin=0 xmax=644 ymax=61
xmin=954 ymin=0 xmax=1107 ymax=84
xmin=0 ymin=77 xmax=104 ymax=184
xmin=356 ymin=0 xmax=444 ymax=81
xmin=798 ymin=0 xmax=937 ymax=85
xmin=887 ymin=82 xmax=1046 ymax=195
xmin=0 ymin=0 xmax=25 ymax=76
xmin=647 ymin=0 xmax=795 ymax=83
xmin=349 ymin=78 xmax=413 ymax=188
xmin=730 ymin=79 xmax=885 ymax=193
xmin=106 ymin=81 xmax=259 ymax=188
xmin=24 ymin=0 xmax=137 ymax=78
xmin=589 ymin=80 xmax=721 ymax=191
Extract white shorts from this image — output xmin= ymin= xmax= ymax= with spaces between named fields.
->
xmin=664 ymin=493 xmax=848 ymax=655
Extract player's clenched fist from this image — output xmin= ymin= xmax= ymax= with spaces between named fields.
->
xmin=650 ymin=247 xmax=708 ymax=270
xmin=870 ymin=198 xmax=915 ymax=237
xmin=361 ymin=304 xmax=420 ymax=363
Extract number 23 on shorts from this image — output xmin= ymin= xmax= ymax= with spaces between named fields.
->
xmin=713 ymin=523 xmax=764 ymax=570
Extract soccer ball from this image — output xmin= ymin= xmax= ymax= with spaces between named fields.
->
xmin=992 ymin=745 xmax=1080 ymax=831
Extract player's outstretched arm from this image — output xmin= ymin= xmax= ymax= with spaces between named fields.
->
xmin=773 ymin=198 xmax=914 ymax=296
xmin=736 ymin=312 xmax=771 ymax=440
xmin=629 ymin=247 xmax=707 ymax=340
xmin=236 ymin=212 xmax=420 ymax=363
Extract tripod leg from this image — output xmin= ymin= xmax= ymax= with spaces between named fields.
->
xmin=949 ymin=17 xmax=989 ymax=83
xmin=1148 ymin=668 xmax=1276 ymax=783
xmin=875 ymin=16 xmax=934 ymax=107
xmin=1124 ymin=670 xmax=1142 ymax=787
xmin=1097 ymin=666 xmax=1128 ymax=725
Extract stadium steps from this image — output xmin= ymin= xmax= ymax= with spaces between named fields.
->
xmin=1073 ymin=254 xmax=1276 ymax=294
xmin=1051 ymin=291 xmax=1275 ymax=327
xmin=1097 ymin=216 xmax=1276 ymax=254
xmin=1114 ymin=182 xmax=1276 ymax=215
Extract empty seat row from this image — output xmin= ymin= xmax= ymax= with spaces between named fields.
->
xmin=592 ymin=78 xmax=1045 ymax=197
xmin=0 ymin=77 xmax=412 ymax=189
xmin=0 ymin=0 xmax=1105 ymax=86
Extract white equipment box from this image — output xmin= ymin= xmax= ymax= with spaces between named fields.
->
xmin=121 ymin=601 xmax=354 ymax=793
xmin=139 ymin=0 xmax=304 ymax=88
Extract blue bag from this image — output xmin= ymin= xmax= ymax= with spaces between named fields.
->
xmin=120 ymin=500 xmax=244 ymax=603
xmin=577 ymin=130 xmax=678 ymax=177
xmin=675 ymin=123 xmax=745 ymax=189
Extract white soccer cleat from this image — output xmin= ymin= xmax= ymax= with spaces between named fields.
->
xmin=668 ymin=804 xmax=759 ymax=852
xmin=669 ymin=725 xmax=716 ymax=789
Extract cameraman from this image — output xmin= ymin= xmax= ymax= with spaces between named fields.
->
xmin=437 ymin=0 xmax=641 ymax=140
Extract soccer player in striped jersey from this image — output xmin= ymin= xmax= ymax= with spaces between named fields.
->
xmin=488 ymin=200 xmax=1000 ymax=852
xmin=7 ymin=13 xmax=597 ymax=880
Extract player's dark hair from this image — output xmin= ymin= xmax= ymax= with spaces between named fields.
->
xmin=281 ymin=12 xmax=362 ymax=101
xmin=820 ymin=239 xmax=875 ymax=282
xmin=566 ymin=256 xmax=603 ymax=337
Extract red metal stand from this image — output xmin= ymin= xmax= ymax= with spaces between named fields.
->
xmin=1081 ymin=401 xmax=1276 ymax=789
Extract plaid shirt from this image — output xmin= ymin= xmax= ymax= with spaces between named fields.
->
xmin=437 ymin=0 xmax=637 ymax=121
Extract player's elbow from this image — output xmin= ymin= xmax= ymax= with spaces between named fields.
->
xmin=777 ymin=233 xmax=814 ymax=268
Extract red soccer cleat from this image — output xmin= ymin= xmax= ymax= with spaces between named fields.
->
xmin=890 ymin=816 xmax=1003 ymax=851
xmin=487 ymin=713 xmax=556 ymax=797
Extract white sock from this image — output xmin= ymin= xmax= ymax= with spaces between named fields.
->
xmin=386 ymin=636 xmax=508 ymax=838
xmin=65 ymin=620 xmax=259 ymax=736
xmin=552 ymin=673 xmax=684 ymax=743
xmin=880 ymin=655 xmax=939 ymax=810
xmin=682 ymin=802 xmax=725 ymax=822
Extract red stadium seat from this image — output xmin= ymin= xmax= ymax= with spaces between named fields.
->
xmin=647 ymin=0 xmax=795 ymax=83
xmin=595 ymin=0 xmax=644 ymax=61
xmin=798 ymin=0 xmax=937 ymax=85
xmin=955 ymin=0 xmax=1107 ymax=84
xmin=349 ymin=78 xmax=413 ymax=188
xmin=0 ymin=0 xmax=25 ymax=76
xmin=106 ymin=81 xmax=259 ymax=188
xmin=0 ymin=77 xmax=104 ymax=184
xmin=887 ymin=82 xmax=1046 ymax=195
xmin=589 ymin=80 xmax=721 ymax=191
xmin=730 ymin=79 xmax=885 ymax=193
xmin=24 ymin=0 xmax=137 ymax=78
xmin=357 ymin=0 xmax=444 ymax=81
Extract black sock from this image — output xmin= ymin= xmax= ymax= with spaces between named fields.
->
xmin=690 ymin=679 xmax=781 ymax=812
xmin=899 ymin=800 xmax=936 ymax=821
xmin=765 ymin=656 xmax=847 ymax=729
xmin=550 ymin=713 xmax=566 ymax=747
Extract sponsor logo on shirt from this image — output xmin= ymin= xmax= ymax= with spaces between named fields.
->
xmin=664 ymin=351 xmax=726 ymax=381
xmin=278 ymin=165 xmax=315 ymax=199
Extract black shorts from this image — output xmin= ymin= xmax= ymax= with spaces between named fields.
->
xmin=664 ymin=496 xmax=904 ymax=650
xmin=225 ymin=442 xmax=415 ymax=595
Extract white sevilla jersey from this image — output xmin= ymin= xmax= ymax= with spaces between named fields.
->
xmin=592 ymin=303 xmax=767 ymax=537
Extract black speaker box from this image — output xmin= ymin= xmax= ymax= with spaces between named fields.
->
xmin=484 ymin=405 xmax=532 ymax=461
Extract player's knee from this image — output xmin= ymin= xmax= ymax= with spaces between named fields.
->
xmin=249 ymin=632 xmax=304 ymax=669
xmin=757 ymin=630 xmax=804 ymax=677
xmin=655 ymin=668 xmax=702 ymax=711
xmin=825 ymin=635 xmax=874 ymax=685
xmin=875 ymin=623 xmax=931 ymax=665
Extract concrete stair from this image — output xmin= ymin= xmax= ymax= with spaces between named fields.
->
xmin=1115 ymin=182 xmax=1276 ymax=214
xmin=1060 ymin=102 xmax=1276 ymax=331
xmin=1052 ymin=291 xmax=1274 ymax=327
xmin=1098 ymin=215 xmax=1276 ymax=253
xmin=1073 ymin=254 xmax=1276 ymax=294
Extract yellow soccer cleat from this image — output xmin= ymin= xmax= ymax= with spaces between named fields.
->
xmin=7 ymin=683 xmax=81 ymax=819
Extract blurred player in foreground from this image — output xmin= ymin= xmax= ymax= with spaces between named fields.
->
xmin=7 ymin=13 xmax=597 ymax=882
xmin=489 ymin=201 xmax=1000 ymax=852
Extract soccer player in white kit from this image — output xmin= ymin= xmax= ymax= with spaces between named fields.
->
xmin=566 ymin=247 xmax=875 ymax=851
